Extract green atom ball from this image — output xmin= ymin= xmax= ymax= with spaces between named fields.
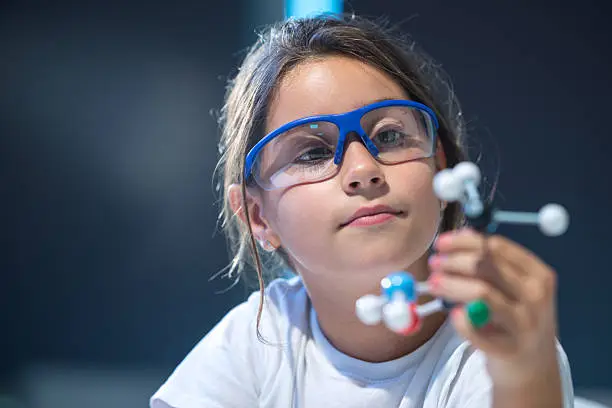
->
xmin=466 ymin=300 xmax=490 ymax=329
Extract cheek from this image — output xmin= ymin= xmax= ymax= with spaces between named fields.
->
xmin=266 ymin=186 xmax=333 ymax=255
xmin=392 ymin=163 xmax=441 ymax=233
xmin=406 ymin=169 xmax=439 ymax=211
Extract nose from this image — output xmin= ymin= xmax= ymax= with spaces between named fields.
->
xmin=339 ymin=135 xmax=387 ymax=193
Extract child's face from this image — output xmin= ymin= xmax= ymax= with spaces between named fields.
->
xmin=256 ymin=56 xmax=441 ymax=281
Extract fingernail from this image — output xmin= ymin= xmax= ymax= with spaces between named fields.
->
xmin=451 ymin=307 xmax=463 ymax=320
xmin=434 ymin=233 xmax=452 ymax=249
xmin=428 ymin=254 xmax=446 ymax=269
xmin=458 ymin=227 xmax=475 ymax=235
xmin=428 ymin=272 xmax=442 ymax=290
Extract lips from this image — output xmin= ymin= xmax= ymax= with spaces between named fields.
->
xmin=341 ymin=204 xmax=402 ymax=227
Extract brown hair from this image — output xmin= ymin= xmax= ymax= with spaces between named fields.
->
xmin=215 ymin=14 xmax=468 ymax=337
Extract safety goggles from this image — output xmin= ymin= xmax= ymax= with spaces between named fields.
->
xmin=244 ymin=99 xmax=439 ymax=190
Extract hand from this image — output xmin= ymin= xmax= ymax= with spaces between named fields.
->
xmin=428 ymin=228 xmax=560 ymax=385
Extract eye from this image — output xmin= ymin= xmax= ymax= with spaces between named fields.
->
xmin=373 ymin=129 xmax=407 ymax=147
xmin=294 ymin=146 xmax=333 ymax=163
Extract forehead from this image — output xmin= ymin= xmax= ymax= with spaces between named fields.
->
xmin=266 ymin=56 xmax=409 ymax=133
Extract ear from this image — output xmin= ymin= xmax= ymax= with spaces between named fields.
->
xmin=227 ymin=183 xmax=280 ymax=251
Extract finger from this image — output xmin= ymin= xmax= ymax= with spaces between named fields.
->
xmin=451 ymin=307 xmax=517 ymax=359
xmin=434 ymin=228 xmax=485 ymax=254
xmin=486 ymin=235 xmax=552 ymax=280
xmin=486 ymin=236 xmax=559 ymax=307
xmin=435 ymin=230 xmax=558 ymax=305
xmin=429 ymin=252 xmax=524 ymax=301
xmin=435 ymin=228 xmax=529 ymax=261
xmin=429 ymin=273 xmax=519 ymax=333
xmin=436 ymin=231 xmax=541 ymax=277
xmin=429 ymin=252 xmax=480 ymax=275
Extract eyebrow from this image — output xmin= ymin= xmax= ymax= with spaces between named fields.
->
xmin=353 ymin=97 xmax=399 ymax=110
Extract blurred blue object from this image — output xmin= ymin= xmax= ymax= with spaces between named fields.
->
xmin=285 ymin=0 xmax=343 ymax=19
xmin=575 ymin=397 xmax=610 ymax=407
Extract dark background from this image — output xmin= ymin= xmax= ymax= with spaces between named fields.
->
xmin=2 ymin=1 xmax=611 ymax=406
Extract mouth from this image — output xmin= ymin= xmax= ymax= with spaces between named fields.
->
xmin=341 ymin=205 xmax=403 ymax=228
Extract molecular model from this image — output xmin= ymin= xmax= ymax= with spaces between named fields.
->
xmin=355 ymin=161 xmax=570 ymax=335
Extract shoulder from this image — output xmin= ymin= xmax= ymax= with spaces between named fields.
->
xmin=436 ymin=333 xmax=574 ymax=408
xmin=150 ymin=276 xmax=309 ymax=408
xmin=204 ymin=275 xmax=309 ymax=344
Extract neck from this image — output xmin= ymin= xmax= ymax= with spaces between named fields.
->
xmin=301 ymin=255 xmax=447 ymax=363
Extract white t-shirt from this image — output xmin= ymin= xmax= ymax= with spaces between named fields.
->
xmin=150 ymin=276 xmax=574 ymax=408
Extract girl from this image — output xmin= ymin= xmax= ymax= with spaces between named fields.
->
xmin=151 ymin=14 xmax=573 ymax=408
